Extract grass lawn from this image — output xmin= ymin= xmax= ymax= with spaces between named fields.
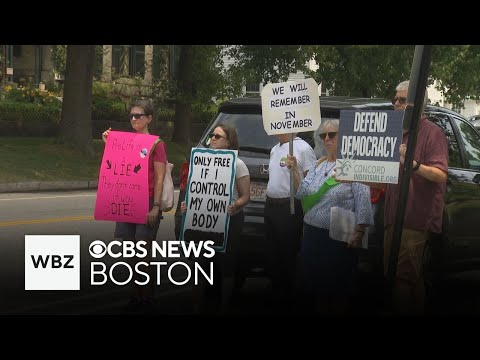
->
xmin=0 ymin=137 xmax=191 ymax=183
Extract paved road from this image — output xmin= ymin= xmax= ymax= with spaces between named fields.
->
xmin=2 ymin=189 xmax=480 ymax=316
xmin=0 ymin=189 xmax=185 ymax=315
xmin=0 ymin=189 xmax=277 ymax=315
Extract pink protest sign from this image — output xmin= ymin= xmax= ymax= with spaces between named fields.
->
xmin=94 ymin=131 xmax=159 ymax=224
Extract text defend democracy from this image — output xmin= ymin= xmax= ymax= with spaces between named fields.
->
xmin=341 ymin=136 xmax=398 ymax=158
xmin=270 ymin=95 xmax=310 ymax=108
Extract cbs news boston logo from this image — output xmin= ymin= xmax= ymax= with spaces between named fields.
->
xmin=25 ymin=235 xmax=80 ymax=290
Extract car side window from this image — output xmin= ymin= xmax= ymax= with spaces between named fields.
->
xmin=452 ymin=117 xmax=480 ymax=171
xmin=426 ymin=113 xmax=462 ymax=168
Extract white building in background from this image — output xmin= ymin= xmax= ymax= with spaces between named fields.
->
xmin=428 ymin=80 xmax=480 ymax=118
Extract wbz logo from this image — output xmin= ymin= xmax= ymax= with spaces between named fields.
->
xmin=25 ymin=235 xmax=80 ymax=290
xmin=31 ymin=254 xmax=74 ymax=269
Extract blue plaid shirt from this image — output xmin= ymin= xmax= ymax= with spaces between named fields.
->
xmin=296 ymin=161 xmax=374 ymax=229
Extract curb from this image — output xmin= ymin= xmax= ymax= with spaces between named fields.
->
xmin=0 ymin=181 xmax=98 ymax=194
xmin=0 ymin=177 xmax=180 ymax=194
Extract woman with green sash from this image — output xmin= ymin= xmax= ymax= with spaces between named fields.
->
xmin=286 ymin=119 xmax=374 ymax=314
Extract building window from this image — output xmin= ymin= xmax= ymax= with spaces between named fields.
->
xmin=12 ymin=45 xmax=22 ymax=57
xmin=112 ymin=45 xmax=145 ymax=78
xmin=245 ymin=82 xmax=260 ymax=93
xmin=245 ymin=82 xmax=260 ymax=97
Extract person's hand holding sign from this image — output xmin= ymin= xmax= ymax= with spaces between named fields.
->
xmin=399 ymin=143 xmax=407 ymax=165
xmin=285 ymin=154 xmax=298 ymax=170
xmin=147 ymin=206 xmax=160 ymax=227
xmin=228 ymin=202 xmax=238 ymax=216
xmin=102 ymin=127 xmax=112 ymax=143
xmin=284 ymin=154 xmax=303 ymax=192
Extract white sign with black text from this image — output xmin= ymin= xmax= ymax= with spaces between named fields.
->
xmin=261 ymin=78 xmax=321 ymax=135
xmin=180 ymin=148 xmax=237 ymax=252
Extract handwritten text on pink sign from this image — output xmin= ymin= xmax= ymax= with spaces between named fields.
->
xmin=94 ymin=131 xmax=158 ymax=224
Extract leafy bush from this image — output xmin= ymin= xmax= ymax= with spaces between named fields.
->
xmin=2 ymin=85 xmax=62 ymax=108
xmin=92 ymin=98 xmax=127 ymax=121
xmin=93 ymin=81 xmax=116 ymax=99
xmin=92 ymin=81 xmax=128 ymax=121
xmin=0 ymin=101 xmax=61 ymax=123
xmin=192 ymin=106 xmax=217 ymax=124
xmin=155 ymin=108 xmax=175 ymax=122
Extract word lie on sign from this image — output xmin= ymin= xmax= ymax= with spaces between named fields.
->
xmin=261 ymin=78 xmax=321 ymax=136
xmin=94 ymin=131 xmax=159 ymax=224
xmin=180 ymin=148 xmax=237 ymax=252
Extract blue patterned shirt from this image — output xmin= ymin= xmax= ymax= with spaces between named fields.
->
xmin=295 ymin=161 xmax=374 ymax=229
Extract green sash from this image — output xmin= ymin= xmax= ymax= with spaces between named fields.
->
xmin=301 ymin=176 xmax=339 ymax=213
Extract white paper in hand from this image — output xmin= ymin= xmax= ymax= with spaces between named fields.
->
xmin=329 ymin=206 xmax=368 ymax=249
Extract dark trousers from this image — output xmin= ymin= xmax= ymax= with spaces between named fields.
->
xmin=264 ymin=197 xmax=303 ymax=311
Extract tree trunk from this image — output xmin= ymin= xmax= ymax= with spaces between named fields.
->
xmin=172 ymin=45 xmax=193 ymax=145
xmin=59 ymin=45 xmax=95 ymax=157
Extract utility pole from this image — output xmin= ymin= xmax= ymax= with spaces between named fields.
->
xmin=386 ymin=45 xmax=432 ymax=309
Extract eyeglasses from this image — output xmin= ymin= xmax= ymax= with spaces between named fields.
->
xmin=319 ymin=132 xmax=338 ymax=140
xmin=391 ymin=97 xmax=407 ymax=105
xmin=129 ymin=113 xmax=146 ymax=120
xmin=208 ymin=133 xmax=227 ymax=140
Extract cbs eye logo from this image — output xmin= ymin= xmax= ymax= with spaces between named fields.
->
xmin=89 ymin=240 xmax=107 ymax=259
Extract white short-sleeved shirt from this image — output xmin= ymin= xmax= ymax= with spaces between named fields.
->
xmin=232 ymin=158 xmax=249 ymax=215
xmin=266 ymin=137 xmax=316 ymax=198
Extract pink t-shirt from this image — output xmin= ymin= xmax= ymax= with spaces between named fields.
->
xmin=384 ymin=117 xmax=448 ymax=233
xmin=148 ymin=140 xmax=167 ymax=197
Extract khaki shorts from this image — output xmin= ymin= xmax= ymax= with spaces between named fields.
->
xmin=384 ymin=225 xmax=430 ymax=284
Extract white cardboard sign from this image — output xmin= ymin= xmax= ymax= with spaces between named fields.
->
xmin=261 ymin=78 xmax=321 ymax=135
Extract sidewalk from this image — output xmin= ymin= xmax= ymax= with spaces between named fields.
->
xmin=0 ymin=177 xmax=180 ymax=194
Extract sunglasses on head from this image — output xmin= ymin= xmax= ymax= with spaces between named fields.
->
xmin=319 ymin=132 xmax=338 ymax=140
xmin=208 ymin=133 xmax=227 ymax=140
xmin=391 ymin=97 xmax=407 ymax=105
xmin=129 ymin=113 xmax=146 ymax=120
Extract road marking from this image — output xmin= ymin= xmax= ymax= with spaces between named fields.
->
xmin=0 ymin=215 xmax=94 ymax=227
xmin=0 ymin=210 xmax=176 ymax=228
xmin=0 ymin=189 xmax=180 ymax=202
xmin=0 ymin=194 xmax=96 ymax=201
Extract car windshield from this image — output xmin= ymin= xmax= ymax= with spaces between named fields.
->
xmin=200 ymin=111 xmax=278 ymax=152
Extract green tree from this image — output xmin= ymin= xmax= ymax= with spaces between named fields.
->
xmin=226 ymin=45 xmax=480 ymax=108
xmin=59 ymin=45 xmax=96 ymax=157
xmin=170 ymin=45 xmax=227 ymax=144
xmin=0 ymin=54 xmax=4 ymax=80
xmin=51 ymin=45 xmax=67 ymax=77
xmin=172 ymin=45 xmax=193 ymax=144
xmin=430 ymin=45 xmax=480 ymax=107
xmin=312 ymin=45 xmax=414 ymax=98
xmin=312 ymin=45 xmax=480 ymax=108
xmin=224 ymin=45 xmax=316 ymax=89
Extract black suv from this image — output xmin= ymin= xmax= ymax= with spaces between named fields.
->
xmin=175 ymin=96 xmax=480 ymax=293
